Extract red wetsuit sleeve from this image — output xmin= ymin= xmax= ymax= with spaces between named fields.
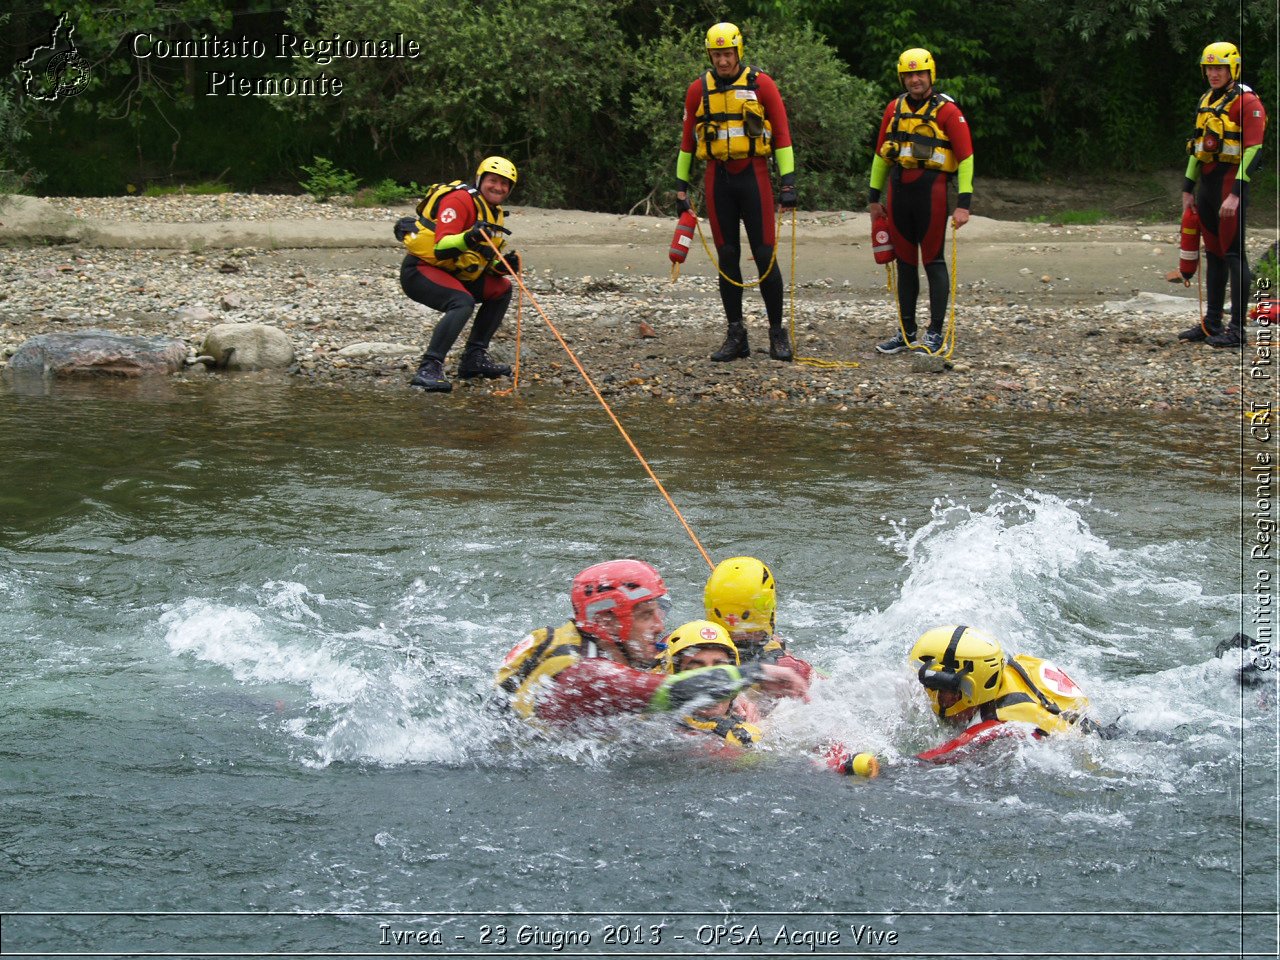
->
xmin=432 ymin=190 xmax=477 ymax=246
xmin=874 ymin=99 xmax=897 ymax=154
xmin=938 ymin=101 xmax=974 ymax=163
xmin=1236 ymin=91 xmax=1268 ymax=149
xmin=537 ymin=658 xmax=665 ymax=724
xmin=916 ymin=718 xmax=1039 ymax=763
xmin=755 ymin=73 xmax=792 ymax=150
xmin=680 ymin=78 xmax=703 ymax=154
xmin=774 ymin=653 xmax=814 ymax=691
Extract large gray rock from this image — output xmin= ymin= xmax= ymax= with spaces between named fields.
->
xmin=0 ymin=195 xmax=83 ymax=244
xmin=5 ymin=330 xmax=187 ymax=378
xmin=1100 ymin=291 xmax=1196 ymax=315
xmin=200 ymin=323 xmax=294 ymax=371
xmin=336 ymin=341 xmax=420 ymax=358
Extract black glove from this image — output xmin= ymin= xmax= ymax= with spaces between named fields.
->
xmin=779 ymin=184 xmax=798 ymax=209
xmin=465 ymin=220 xmax=511 ymax=250
xmin=492 ymin=250 xmax=521 ymax=276
xmin=465 ymin=222 xmax=493 ymax=251
xmin=393 ymin=216 xmax=419 ymax=241
xmin=676 ymin=195 xmax=692 ymax=215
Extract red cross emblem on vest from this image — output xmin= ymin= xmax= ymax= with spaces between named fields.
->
xmin=1041 ymin=664 xmax=1080 ymax=695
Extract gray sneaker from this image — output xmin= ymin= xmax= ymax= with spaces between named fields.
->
xmin=876 ymin=331 xmax=914 ymax=354
xmin=922 ymin=330 xmax=944 ymax=352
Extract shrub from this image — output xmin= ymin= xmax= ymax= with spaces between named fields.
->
xmin=351 ymin=178 xmax=425 ymax=206
xmin=299 ymin=156 xmax=360 ymax=202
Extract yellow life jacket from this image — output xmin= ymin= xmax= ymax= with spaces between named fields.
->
xmin=980 ymin=654 xmax=1091 ymax=737
xmin=680 ymin=711 xmax=762 ymax=747
xmin=402 ymin=180 xmax=506 ymax=282
xmin=1189 ymin=86 xmax=1247 ymax=164
xmin=879 ymin=93 xmax=959 ymax=173
xmin=694 ymin=68 xmax=773 ymax=162
xmin=494 ymin=621 xmax=594 ymax=719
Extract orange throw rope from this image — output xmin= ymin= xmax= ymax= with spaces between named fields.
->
xmin=484 ymin=237 xmax=714 ymax=571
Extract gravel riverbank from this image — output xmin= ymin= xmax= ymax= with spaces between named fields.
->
xmin=2 ymin=193 xmax=1273 ymax=416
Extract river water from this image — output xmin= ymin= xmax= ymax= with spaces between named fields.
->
xmin=0 ymin=378 xmax=1273 ymax=959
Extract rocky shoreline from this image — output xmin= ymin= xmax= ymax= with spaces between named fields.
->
xmin=1 ymin=193 xmax=1272 ymax=415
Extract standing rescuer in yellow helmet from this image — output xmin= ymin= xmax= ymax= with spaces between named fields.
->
xmin=869 ymin=48 xmax=974 ymax=356
xmin=675 ymin=22 xmax=798 ymax=364
xmin=908 ymin=625 xmax=1112 ymax=762
xmin=1177 ymin=42 xmax=1267 ymax=349
xmin=397 ymin=156 xmax=520 ymax=392
xmin=704 ymin=556 xmax=814 ymax=711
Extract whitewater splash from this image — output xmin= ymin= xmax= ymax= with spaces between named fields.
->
xmin=157 ymin=489 xmax=1262 ymax=787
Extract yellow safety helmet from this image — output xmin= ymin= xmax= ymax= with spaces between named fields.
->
xmin=475 ymin=156 xmax=518 ymax=187
xmin=908 ymin=625 xmax=1006 ymax=719
xmin=1200 ymin=41 xmax=1241 ymax=81
xmin=660 ymin=619 xmax=739 ymax=673
xmin=897 ymin=47 xmax=936 ymax=85
xmin=705 ymin=22 xmax=743 ymax=59
xmin=704 ymin=556 xmax=776 ymax=636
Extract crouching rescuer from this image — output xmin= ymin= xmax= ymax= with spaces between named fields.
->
xmin=396 ymin=157 xmax=520 ymax=392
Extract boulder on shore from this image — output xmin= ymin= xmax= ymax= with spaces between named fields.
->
xmin=5 ymin=330 xmax=187 ymax=378
xmin=200 ymin=323 xmax=294 ymax=371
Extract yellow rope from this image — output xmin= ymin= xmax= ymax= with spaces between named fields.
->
xmin=692 ymin=204 xmax=782 ymax=288
xmin=785 ymin=209 xmax=861 ymax=369
xmin=1197 ymin=248 xmax=1207 ymax=335
xmin=894 ymin=220 xmax=960 ymax=360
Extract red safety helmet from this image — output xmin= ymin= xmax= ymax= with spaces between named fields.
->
xmin=571 ymin=560 xmax=667 ymax=646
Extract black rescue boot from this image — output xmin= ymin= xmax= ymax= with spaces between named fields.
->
xmin=768 ymin=326 xmax=793 ymax=361
xmin=1177 ymin=321 xmax=1222 ymax=342
xmin=710 ymin=323 xmax=750 ymax=362
xmin=410 ymin=356 xmax=452 ymax=392
xmin=1206 ymin=324 xmax=1246 ymax=348
xmin=457 ymin=347 xmax=512 ymax=379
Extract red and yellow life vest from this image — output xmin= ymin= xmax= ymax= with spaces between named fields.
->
xmin=680 ymin=711 xmax=762 ymax=747
xmin=695 ymin=68 xmax=772 ymax=162
xmin=977 ymin=655 xmax=1090 ymax=737
xmin=494 ymin=621 xmax=593 ymax=719
xmin=1189 ymin=86 xmax=1247 ymax=164
xmin=879 ymin=93 xmax=959 ymax=173
xmin=402 ymin=180 xmax=506 ymax=282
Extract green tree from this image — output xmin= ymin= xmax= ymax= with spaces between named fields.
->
xmin=738 ymin=0 xmax=1277 ymax=177
xmin=280 ymin=0 xmax=630 ymax=208
xmin=1 ymin=12 xmax=39 ymax=192
xmin=47 ymin=2 xmax=273 ymax=120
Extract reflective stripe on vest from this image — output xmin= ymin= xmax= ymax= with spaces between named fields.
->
xmin=882 ymin=93 xmax=959 ymax=173
xmin=695 ymin=68 xmax=773 ymax=162
xmin=1191 ymin=87 xmax=1245 ymax=164
xmin=494 ymin=622 xmax=594 ymax=719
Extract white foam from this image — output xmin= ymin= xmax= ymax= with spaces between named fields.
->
xmin=161 ymin=598 xmax=368 ymax=707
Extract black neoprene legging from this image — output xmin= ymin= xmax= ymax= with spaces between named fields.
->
xmin=707 ymin=161 xmax=785 ymax=328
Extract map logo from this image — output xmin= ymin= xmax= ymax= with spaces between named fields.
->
xmin=19 ymin=13 xmax=90 ymax=101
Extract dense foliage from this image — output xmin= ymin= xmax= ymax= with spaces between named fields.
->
xmin=6 ymin=0 xmax=1277 ymax=207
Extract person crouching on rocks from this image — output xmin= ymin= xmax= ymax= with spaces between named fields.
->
xmin=398 ymin=156 xmax=520 ymax=392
